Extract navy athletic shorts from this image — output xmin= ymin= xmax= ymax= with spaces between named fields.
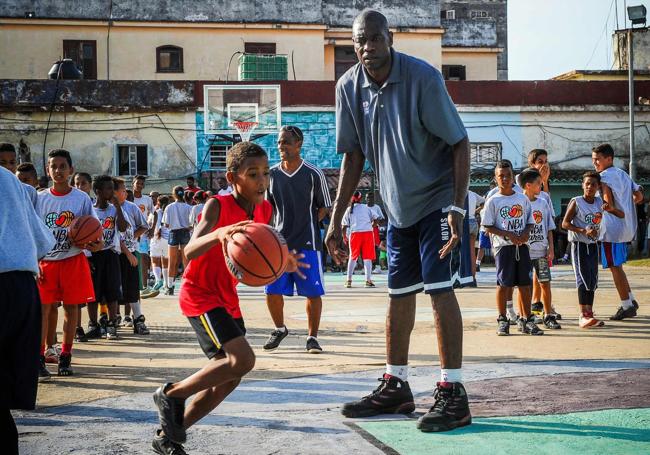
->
xmin=571 ymin=241 xmax=599 ymax=291
xmin=495 ymin=244 xmax=533 ymax=287
xmin=386 ymin=207 xmax=473 ymax=297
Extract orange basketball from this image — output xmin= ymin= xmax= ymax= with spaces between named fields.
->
xmin=224 ymin=223 xmax=289 ymax=286
xmin=68 ymin=215 xmax=103 ymax=247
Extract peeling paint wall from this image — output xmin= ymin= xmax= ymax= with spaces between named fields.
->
xmin=441 ymin=0 xmax=507 ymax=80
xmin=0 ymin=111 xmax=198 ymax=192
xmin=0 ymin=0 xmax=442 ymax=27
xmin=613 ymin=29 xmax=650 ymax=71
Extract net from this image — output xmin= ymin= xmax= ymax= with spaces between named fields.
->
xmin=232 ymin=121 xmax=258 ymax=142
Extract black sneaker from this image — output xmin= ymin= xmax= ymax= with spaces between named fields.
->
xmin=75 ymin=326 xmax=88 ymax=342
xmin=496 ymin=315 xmax=509 ymax=336
xmin=152 ymin=429 xmax=187 ymax=455
xmin=341 ymin=374 xmax=415 ymax=418
xmin=153 ymin=383 xmax=186 ymax=444
xmin=86 ymin=321 xmax=102 ymax=339
xmin=165 ymin=286 xmax=175 ymax=296
xmin=58 ymin=353 xmax=73 ymax=376
xmin=263 ymin=327 xmax=288 ymax=351
xmin=475 ymin=263 xmax=481 ymax=272
xmin=632 ymin=300 xmax=639 ymax=310
xmin=543 ymin=314 xmax=561 ymax=330
xmin=522 ymin=317 xmax=544 ymax=335
xmin=115 ymin=315 xmax=123 ymax=327
xmin=306 ymin=337 xmax=322 ymax=354
xmin=99 ymin=314 xmax=108 ymax=337
xmin=531 ymin=302 xmax=543 ymax=316
xmin=417 ymin=382 xmax=472 ymax=432
xmin=105 ymin=321 xmax=118 ymax=340
xmin=610 ymin=305 xmax=637 ymax=320
xmin=39 ymin=356 xmax=51 ymax=382
xmin=133 ymin=315 xmax=150 ymax=335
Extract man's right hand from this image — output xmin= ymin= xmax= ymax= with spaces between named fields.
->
xmin=325 ymin=224 xmax=348 ymax=265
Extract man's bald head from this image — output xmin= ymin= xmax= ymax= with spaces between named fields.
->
xmin=353 ymin=9 xmax=389 ymax=33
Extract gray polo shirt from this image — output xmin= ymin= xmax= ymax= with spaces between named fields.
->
xmin=336 ymin=50 xmax=467 ymax=228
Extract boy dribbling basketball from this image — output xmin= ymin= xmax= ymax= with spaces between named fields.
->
xmin=151 ymin=142 xmax=306 ymax=454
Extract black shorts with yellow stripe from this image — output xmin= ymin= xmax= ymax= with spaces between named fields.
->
xmin=187 ymin=306 xmax=246 ymax=359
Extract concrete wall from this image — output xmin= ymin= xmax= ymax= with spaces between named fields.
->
xmin=0 ymin=0 xmax=443 ymax=27
xmin=393 ymin=31 xmax=443 ymax=69
xmin=442 ymin=49 xmax=498 ymax=80
xmin=0 ymin=23 xmax=328 ymax=81
xmin=0 ymin=111 xmax=197 ymax=191
xmin=441 ymin=0 xmax=507 ymax=80
xmin=613 ymin=29 xmax=650 ymax=71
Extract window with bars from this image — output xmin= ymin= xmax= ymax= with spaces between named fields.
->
xmin=335 ymin=46 xmax=357 ymax=80
xmin=442 ymin=65 xmax=466 ymax=81
xmin=156 ymin=45 xmax=183 ymax=73
xmin=209 ymin=144 xmax=230 ymax=171
xmin=470 ymin=143 xmax=502 ymax=164
xmin=62 ymin=40 xmax=97 ymax=79
xmin=470 ymin=10 xmax=490 ymax=19
xmin=441 ymin=9 xmax=456 ymax=20
xmin=116 ymin=145 xmax=149 ymax=176
xmin=244 ymin=42 xmax=277 ymax=54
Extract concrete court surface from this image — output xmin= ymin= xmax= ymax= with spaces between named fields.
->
xmin=15 ymin=264 xmax=650 ymax=454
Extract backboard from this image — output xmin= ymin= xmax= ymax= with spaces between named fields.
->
xmin=203 ymin=84 xmax=281 ymax=138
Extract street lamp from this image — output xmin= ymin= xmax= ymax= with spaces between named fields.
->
xmin=626 ymin=5 xmax=646 ymax=182
xmin=42 ymin=59 xmax=82 ymax=173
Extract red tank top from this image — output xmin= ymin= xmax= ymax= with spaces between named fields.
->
xmin=179 ymin=195 xmax=272 ymax=318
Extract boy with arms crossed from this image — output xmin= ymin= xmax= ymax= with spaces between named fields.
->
xmin=562 ymin=171 xmax=605 ymax=328
xmin=592 ymin=144 xmax=644 ymax=320
xmin=114 ymin=177 xmax=151 ymax=334
xmin=482 ymin=161 xmax=542 ymax=336
xmin=87 ymin=176 xmax=127 ymax=340
xmin=152 ymin=143 xmax=306 ymax=454
xmin=520 ymin=168 xmax=560 ymax=330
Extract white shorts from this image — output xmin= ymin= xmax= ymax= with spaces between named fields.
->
xmin=150 ymin=237 xmax=169 ymax=258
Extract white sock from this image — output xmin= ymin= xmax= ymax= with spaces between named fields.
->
xmin=346 ymin=258 xmax=356 ymax=280
xmin=162 ymin=269 xmax=169 ymax=287
xmin=170 ymin=276 xmax=176 ymax=287
xmin=621 ymin=299 xmax=634 ymax=310
xmin=130 ymin=300 xmax=142 ymax=318
xmin=276 ymin=325 xmax=287 ymax=333
xmin=153 ymin=266 xmax=162 ymax=282
xmin=363 ymin=260 xmax=372 ymax=281
xmin=475 ymin=260 xmax=481 ymax=265
xmin=629 ymin=291 xmax=636 ymax=302
xmin=440 ymin=368 xmax=462 ymax=383
xmin=307 ymin=335 xmax=317 ymax=341
xmin=386 ymin=364 xmax=408 ymax=381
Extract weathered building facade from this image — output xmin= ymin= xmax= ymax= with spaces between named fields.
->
xmin=441 ymin=0 xmax=508 ymax=80
xmin=0 ymin=0 xmax=504 ymax=81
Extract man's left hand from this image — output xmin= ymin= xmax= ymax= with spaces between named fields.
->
xmin=439 ymin=211 xmax=463 ymax=258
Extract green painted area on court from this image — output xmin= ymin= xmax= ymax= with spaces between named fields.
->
xmin=357 ymin=408 xmax=650 ymax=455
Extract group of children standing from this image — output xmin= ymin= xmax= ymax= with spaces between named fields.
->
xmin=479 ymin=144 xmax=644 ymax=336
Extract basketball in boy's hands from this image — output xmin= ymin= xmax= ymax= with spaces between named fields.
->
xmin=69 ymin=215 xmax=103 ymax=247
xmin=224 ymin=223 xmax=289 ymax=286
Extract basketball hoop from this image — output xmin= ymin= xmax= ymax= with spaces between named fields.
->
xmin=232 ymin=121 xmax=258 ymax=142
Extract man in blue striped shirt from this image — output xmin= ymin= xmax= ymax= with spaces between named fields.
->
xmin=264 ymin=125 xmax=332 ymax=353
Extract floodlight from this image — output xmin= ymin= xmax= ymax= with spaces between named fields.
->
xmin=627 ymin=5 xmax=647 ymax=26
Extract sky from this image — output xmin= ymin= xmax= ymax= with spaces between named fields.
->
xmin=508 ymin=0 xmax=650 ymax=79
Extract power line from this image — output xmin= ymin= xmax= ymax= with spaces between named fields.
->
xmin=585 ymin=0 xmax=617 ymax=69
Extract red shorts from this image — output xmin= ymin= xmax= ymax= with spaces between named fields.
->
xmin=373 ymin=226 xmax=381 ymax=246
xmin=38 ymin=253 xmax=95 ymax=305
xmin=350 ymin=231 xmax=376 ymax=261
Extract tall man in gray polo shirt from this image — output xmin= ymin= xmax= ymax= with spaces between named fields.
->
xmin=325 ymin=10 xmax=473 ymax=432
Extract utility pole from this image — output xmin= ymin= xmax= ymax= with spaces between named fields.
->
xmin=628 ymin=28 xmax=636 ymax=181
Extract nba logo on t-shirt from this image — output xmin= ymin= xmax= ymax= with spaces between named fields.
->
xmin=363 ymin=101 xmax=370 ymax=115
